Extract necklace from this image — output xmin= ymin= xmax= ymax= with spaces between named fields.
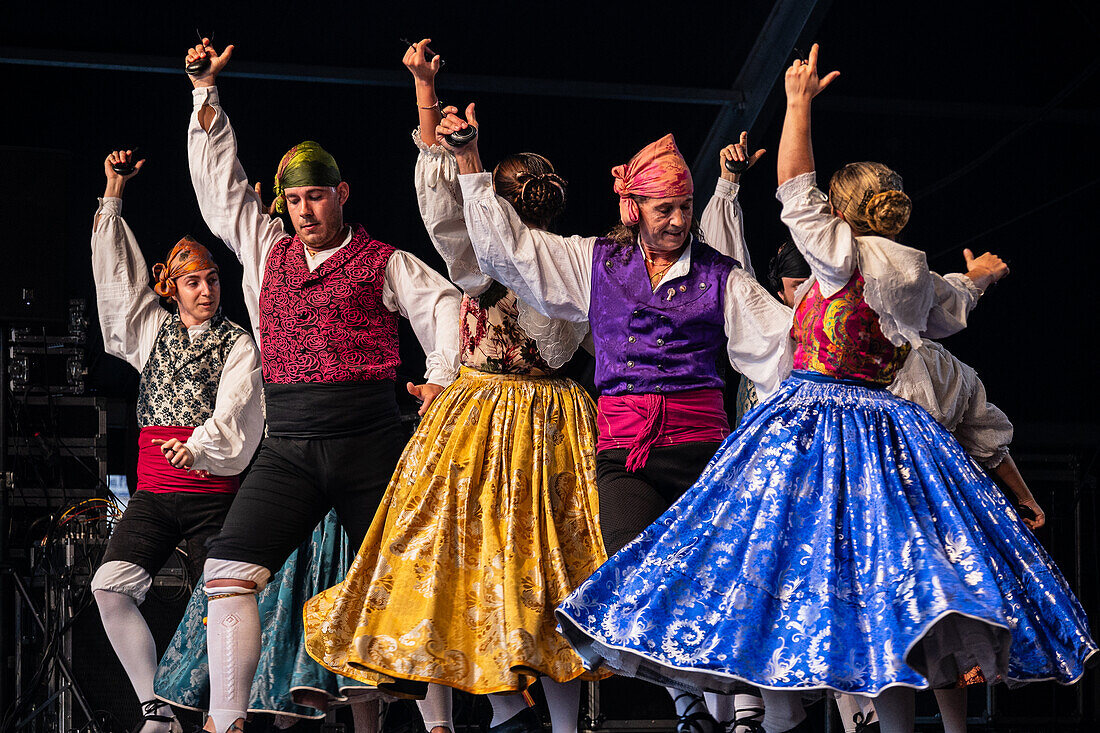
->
xmin=647 ymin=260 xmax=676 ymax=287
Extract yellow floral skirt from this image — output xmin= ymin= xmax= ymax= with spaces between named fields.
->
xmin=303 ymin=367 xmax=608 ymax=694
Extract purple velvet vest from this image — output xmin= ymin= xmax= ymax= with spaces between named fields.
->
xmin=259 ymin=225 xmax=399 ymax=384
xmin=589 ymin=237 xmax=737 ymax=396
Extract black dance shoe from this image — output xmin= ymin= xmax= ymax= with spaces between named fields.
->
xmin=724 ymin=704 xmax=766 ymax=733
xmin=673 ymin=693 xmax=718 ymax=733
xmin=852 ymin=710 xmax=881 ymax=733
xmin=131 ymin=699 xmax=182 ymax=733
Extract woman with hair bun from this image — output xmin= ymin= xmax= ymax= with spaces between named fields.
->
xmin=304 ymin=39 xmax=604 ymax=733
xmin=554 ymin=44 xmax=1096 ymax=733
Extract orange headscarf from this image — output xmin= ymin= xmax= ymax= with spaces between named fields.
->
xmin=152 ymin=236 xmax=218 ymax=298
xmin=611 ymin=133 xmax=694 ymax=226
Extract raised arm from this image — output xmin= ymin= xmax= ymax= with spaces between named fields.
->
xmin=185 ymin=38 xmax=287 ymax=330
xmin=91 ymin=150 xmax=168 ymax=371
xmin=701 ymin=131 xmax=765 ymax=277
xmin=923 ymin=247 xmax=1008 ymax=338
xmin=446 ymin=104 xmax=594 ymax=322
xmin=404 ymin=39 xmax=492 ymax=295
xmin=776 ymin=44 xmax=839 ymax=187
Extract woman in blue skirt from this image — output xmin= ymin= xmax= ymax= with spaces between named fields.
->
xmin=555 ymin=44 xmax=1096 ymax=733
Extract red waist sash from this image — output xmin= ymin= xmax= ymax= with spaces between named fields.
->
xmin=136 ymin=426 xmax=240 ymax=494
xmin=597 ymin=388 xmax=730 ymax=471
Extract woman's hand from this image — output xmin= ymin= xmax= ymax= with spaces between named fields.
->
xmin=1016 ymin=497 xmax=1046 ymax=531
xmin=186 ymin=38 xmax=234 ymax=88
xmin=404 ymin=38 xmax=442 ymax=85
xmin=102 ymin=150 xmax=145 ymax=198
xmin=963 ymin=248 xmax=1010 ymax=291
xmin=784 ymin=43 xmax=839 ymax=106
xmin=406 ymin=382 xmax=445 ymax=416
xmin=152 ymin=438 xmax=195 ymax=470
xmin=438 ymin=103 xmax=484 ymax=173
xmin=719 ymin=131 xmax=766 ymax=182
xmin=253 ymin=182 xmax=277 ymax=217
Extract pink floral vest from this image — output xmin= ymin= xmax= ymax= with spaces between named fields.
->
xmin=259 ymin=225 xmax=399 ymax=383
xmin=792 ymin=270 xmax=910 ymax=386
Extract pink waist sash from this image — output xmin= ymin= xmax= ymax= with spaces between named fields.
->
xmin=136 ymin=426 xmax=239 ymax=494
xmin=597 ymin=388 xmax=730 ymax=471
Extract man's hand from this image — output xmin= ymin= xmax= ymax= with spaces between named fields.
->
xmin=406 ymin=381 xmax=445 ymax=416
xmin=963 ymin=248 xmax=1009 ymax=291
xmin=152 ymin=438 xmax=196 ymax=469
xmin=437 ymin=103 xmax=483 ymax=174
xmin=102 ymin=150 xmax=145 ymax=198
xmin=719 ymin=131 xmax=766 ymax=183
xmin=186 ymin=38 xmax=234 ymax=88
xmin=404 ymin=38 xmax=442 ymax=85
xmin=784 ymin=43 xmax=840 ymax=106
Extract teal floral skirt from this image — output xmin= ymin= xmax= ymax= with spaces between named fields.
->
xmin=154 ymin=511 xmax=375 ymax=718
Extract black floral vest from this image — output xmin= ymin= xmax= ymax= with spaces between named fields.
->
xmin=136 ymin=313 xmax=248 ymax=428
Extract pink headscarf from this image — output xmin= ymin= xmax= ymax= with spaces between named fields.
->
xmin=611 ymin=134 xmax=694 ymax=226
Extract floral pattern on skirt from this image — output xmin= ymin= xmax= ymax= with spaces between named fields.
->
xmin=557 ymin=374 xmax=1097 ymax=695
xmin=304 ymin=368 xmax=608 ymax=694
xmin=155 ymin=511 xmax=375 ymax=718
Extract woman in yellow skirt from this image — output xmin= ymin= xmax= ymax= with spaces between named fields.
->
xmin=303 ymin=40 xmax=606 ymax=733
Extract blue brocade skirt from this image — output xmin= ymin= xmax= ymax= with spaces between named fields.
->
xmin=154 ymin=511 xmax=374 ymax=718
xmin=556 ymin=373 xmax=1097 ymax=695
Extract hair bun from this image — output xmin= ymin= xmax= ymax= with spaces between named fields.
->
xmin=518 ymin=172 xmax=567 ymax=227
xmin=865 ymin=189 xmax=911 ymax=237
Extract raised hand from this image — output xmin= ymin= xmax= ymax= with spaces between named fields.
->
xmin=436 ymin=103 xmax=477 ymax=146
xmin=963 ymin=248 xmax=1010 ymax=291
xmin=253 ymin=181 xmax=277 ymax=217
xmin=784 ymin=43 xmax=840 ymax=104
xmin=720 ymin=131 xmax=767 ymax=182
xmin=102 ymin=150 xmax=146 ymax=198
xmin=404 ymin=38 xmax=442 ymax=84
xmin=436 ymin=102 xmax=483 ymax=173
xmin=186 ymin=38 xmax=234 ymax=87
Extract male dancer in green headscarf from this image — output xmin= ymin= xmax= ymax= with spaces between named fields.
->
xmin=183 ymin=38 xmax=462 ymax=733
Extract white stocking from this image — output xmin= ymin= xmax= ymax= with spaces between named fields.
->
xmin=93 ymin=590 xmax=175 ymax=733
xmin=871 ymin=687 xmax=914 ymax=733
xmin=206 ymin=593 xmax=261 ymax=733
xmin=540 ymin=678 xmax=580 ymax=733
xmin=416 ymin=684 xmax=453 ymax=733
xmin=834 ymin=694 xmax=876 ymax=733
xmin=488 ymin=694 xmax=529 ymax=728
xmin=933 ymin=687 xmax=968 ymax=733
xmin=758 ymin=689 xmax=805 ymax=733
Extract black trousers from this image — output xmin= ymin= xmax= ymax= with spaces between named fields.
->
xmin=101 ymin=489 xmax=235 ymax=581
xmin=206 ymin=382 xmax=407 ymax=574
xmin=595 ymin=441 xmax=722 ymax=555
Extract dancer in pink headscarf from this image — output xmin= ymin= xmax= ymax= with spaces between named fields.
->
xmin=454 ymin=104 xmax=788 ymax=732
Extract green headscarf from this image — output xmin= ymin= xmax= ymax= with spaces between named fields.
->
xmin=272 ymin=141 xmax=342 ymax=213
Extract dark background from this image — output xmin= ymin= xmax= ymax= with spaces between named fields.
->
xmin=3 ymin=0 xmax=1098 ymax=442
xmin=2 ymin=0 xmax=1100 ymax=728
